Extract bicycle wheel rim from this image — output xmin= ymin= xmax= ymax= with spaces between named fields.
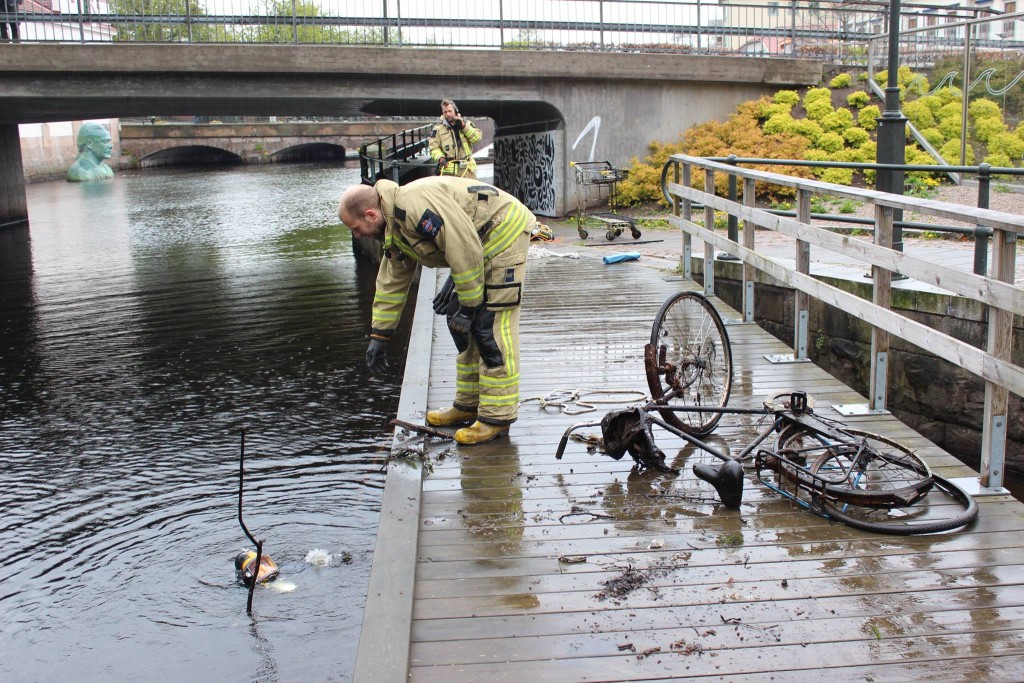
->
xmin=776 ymin=426 xmax=934 ymax=508
xmin=816 ymin=473 xmax=978 ymax=535
xmin=645 ymin=291 xmax=732 ymax=437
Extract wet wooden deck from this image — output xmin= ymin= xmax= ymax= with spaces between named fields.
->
xmin=354 ymin=254 xmax=1024 ymax=683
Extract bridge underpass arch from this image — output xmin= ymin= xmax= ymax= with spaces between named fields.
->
xmin=271 ymin=143 xmax=346 ymax=163
xmin=137 ymin=145 xmax=243 ymax=168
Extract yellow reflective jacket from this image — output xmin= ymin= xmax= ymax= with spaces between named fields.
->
xmin=428 ymin=118 xmax=482 ymax=177
xmin=369 ymin=177 xmax=535 ymax=335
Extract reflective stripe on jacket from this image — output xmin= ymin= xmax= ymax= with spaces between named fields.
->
xmin=369 ymin=177 xmax=536 ymax=334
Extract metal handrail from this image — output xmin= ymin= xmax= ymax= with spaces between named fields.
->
xmin=359 ymin=124 xmax=434 ymax=185
xmin=661 ymin=156 xmax=1023 ymax=276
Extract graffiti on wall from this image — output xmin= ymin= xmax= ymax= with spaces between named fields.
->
xmin=571 ymin=116 xmax=601 ymax=162
xmin=494 ymin=131 xmax=556 ymax=215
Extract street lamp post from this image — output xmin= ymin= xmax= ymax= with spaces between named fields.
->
xmin=875 ymin=0 xmax=907 ymax=252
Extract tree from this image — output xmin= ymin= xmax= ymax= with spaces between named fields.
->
xmin=235 ymin=0 xmax=389 ymax=44
xmin=108 ymin=0 xmax=220 ymax=43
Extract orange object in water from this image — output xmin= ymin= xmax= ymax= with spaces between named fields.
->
xmin=235 ymin=550 xmax=280 ymax=585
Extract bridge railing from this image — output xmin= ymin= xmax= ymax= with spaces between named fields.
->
xmin=0 ymin=0 xmax=988 ymax=60
xmin=663 ymin=153 xmax=1023 ymax=491
xmin=359 ymin=124 xmax=434 ymax=185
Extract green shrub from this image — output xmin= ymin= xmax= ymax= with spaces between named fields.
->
xmin=804 ymin=87 xmax=832 ymax=106
xmin=858 ymin=105 xmax=881 ymax=130
xmin=803 ymin=149 xmax=831 ymax=163
xmin=934 ymin=86 xmax=963 ymax=106
xmin=1017 ymin=123 xmax=1024 ymax=142
xmin=983 ymin=151 xmax=1013 ymax=170
xmin=974 ymin=117 xmax=1007 ymax=144
xmin=968 ymin=98 xmax=1002 ymax=122
xmin=903 ymin=99 xmax=936 ymax=129
xmin=938 ymin=115 xmax=962 ymax=140
xmin=989 ymin=132 xmax=1024 ymax=159
xmin=858 ymin=71 xmax=869 ymax=82
xmin=843 ymin=127 xmax=870 ymax=146
xmin=920 ymin=127 xmax=945 ymax=147
xmin=815 ymin=131 xmax=845 ymax=153
xmin=846 ymin=90 xmax=871 ymax=108
xmin=819 ymin=167 xmax=855 ymax=185
xmin=758 ymin=102 xmax=792 ymax=120
xmin=820 ymin=109 xmax=853 ymax=133
xmin=829 ymin=73 xmax=852 ymax=88
xmin=773 ymin=90 xmax=800 ymax=106
xmin=763 ymin=112 xmax=796 ymax=135
xmin=939 ymin=139 xmax=973 ymax=165
xmin=792 ymin=118 xmax=824 ymax=142
xmin=806 ymin=99 xmax=834 ymax=121
xmin=915 ymin=94 xmax=944 ymax=114
xmin=859 ymin=140 xmax=877 ymax=159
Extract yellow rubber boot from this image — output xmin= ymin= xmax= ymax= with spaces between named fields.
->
xmin=426 ymin=406 xmax=477 ymax=427
xmin=454 ymin=421 xmax=509 ymax=445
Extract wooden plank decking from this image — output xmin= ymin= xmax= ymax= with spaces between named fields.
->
xmin=355 ymin=253 xmax=1024 ymax=683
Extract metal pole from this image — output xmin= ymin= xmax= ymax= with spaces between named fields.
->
xmin=382 ymin=0 xmax=389 ymax=46
xmin=696 ymin=0 xmax=702 ymax=52
xmin=975 ymin=163 xmax=991 ymax=276
xmin=875 ymin=0 xmax=907 ymax=253
xmin=960 ymin=22 xmax=972 ymax=167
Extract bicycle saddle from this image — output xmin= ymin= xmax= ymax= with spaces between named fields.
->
xmin=693 ymin=460 xmax=744 ymax=509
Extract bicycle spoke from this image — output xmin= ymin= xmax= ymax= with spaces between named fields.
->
xmin=646 ymin=292 xmax=732 ymax=437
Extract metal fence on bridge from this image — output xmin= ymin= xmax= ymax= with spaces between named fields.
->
xmin=0 ymin=0 xmax=991 ymax=61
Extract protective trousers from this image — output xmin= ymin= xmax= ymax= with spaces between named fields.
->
xmin=453 ymin=231 xmax=530 ymax=426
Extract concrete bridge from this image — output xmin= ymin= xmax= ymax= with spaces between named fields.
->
xmin=0 ymin=44 xmax=821 ymax=223
xmin=118 ymin=120 xmax=438 ymax=167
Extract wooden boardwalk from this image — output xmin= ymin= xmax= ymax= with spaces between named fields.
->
xmin=355 ymin=254 xmax=1024 ymax=683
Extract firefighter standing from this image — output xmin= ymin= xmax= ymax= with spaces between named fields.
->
xmin=338 ymin=176 xmax=536 ymax=445
xmin=428 ymin=99 xmax=482 ymax=179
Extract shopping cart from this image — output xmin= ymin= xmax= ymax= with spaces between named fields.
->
xmin=570 ymin=161 xmax=642 ymax=241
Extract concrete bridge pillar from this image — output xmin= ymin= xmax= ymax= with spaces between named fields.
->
xmin=0 ymin=124 xmax=28 ymax=227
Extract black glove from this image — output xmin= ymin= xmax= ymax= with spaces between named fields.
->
xmin=470 ymin=307 xmax=504 ymax=368
xmin=447 ymin=305 xmax=479 ymax=336
xmin=366 ymin=336 xmax=388 ymax=374
xmin=432 ymin=276 xmax=455 ymax=315
xmin=445 ymin=292 xmax=469 ymax=353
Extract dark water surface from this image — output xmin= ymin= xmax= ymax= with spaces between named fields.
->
xmin=0 ymin=163 xmax=411 ymax=682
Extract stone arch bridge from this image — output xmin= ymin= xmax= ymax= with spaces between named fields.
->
xmin=118 ymin=120 xmax=437 ymax=167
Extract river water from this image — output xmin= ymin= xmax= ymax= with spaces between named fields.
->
xmin=0 ymin=162 xmax=412 ymax=682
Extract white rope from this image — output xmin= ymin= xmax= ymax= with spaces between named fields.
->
xmin=520 ymin=388 xmax=649 ymax=415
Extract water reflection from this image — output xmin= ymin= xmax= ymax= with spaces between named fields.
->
xmin=0 ymin=163 xmax=411 ymax=682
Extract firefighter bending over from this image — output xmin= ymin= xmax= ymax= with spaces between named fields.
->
xmin=338 ymin=176 xmax=536 ymax=445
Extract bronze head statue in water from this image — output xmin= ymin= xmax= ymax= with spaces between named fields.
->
xmin=67 ymin=122 xmax=115 ymax=183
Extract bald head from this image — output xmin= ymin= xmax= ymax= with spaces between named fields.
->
xmin=338 ymin=184 xmax=386 ymax=240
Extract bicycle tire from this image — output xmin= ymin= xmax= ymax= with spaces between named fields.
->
xmin=645 ymin=291 xmax=732 ymax=437
xmin=815 ymin=473 xmax=978 ymax=535
xmin=775 ymin=425 xmax=934 ymax=508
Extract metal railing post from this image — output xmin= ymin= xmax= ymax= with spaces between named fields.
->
xmin=396 ymin=0 xmax=403 ymax=47
xmin=499 ymin=0 xmax=504 ymax=48
xmin=382 ymin=0 xmax=389 ymax=46
xmin=77 ymin=0 xmax=86 ymax=44
xmin=960 ymin=25 xmax=972 ymax=167
xmin=742 ymin=177 xmax=757 ymax=323
xmin=703 ymin=168 xmax=715 ymax=296
xmin=292 ymin=0 xmax=298 ymax=44
xmin=696 ymin=0 xmax=702 ymax=52
xmin=681 ymin=162 xmax=692 ymax=280
xmin=186 ymin=0 xmax=193 ymax=43
xmin=980 ymin=222 xmax=1015 ymax=490
xmin=794 ymin=189 xmax=811 ymax=359
xmin=975 ymin=163 xmax=991 ymax=276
